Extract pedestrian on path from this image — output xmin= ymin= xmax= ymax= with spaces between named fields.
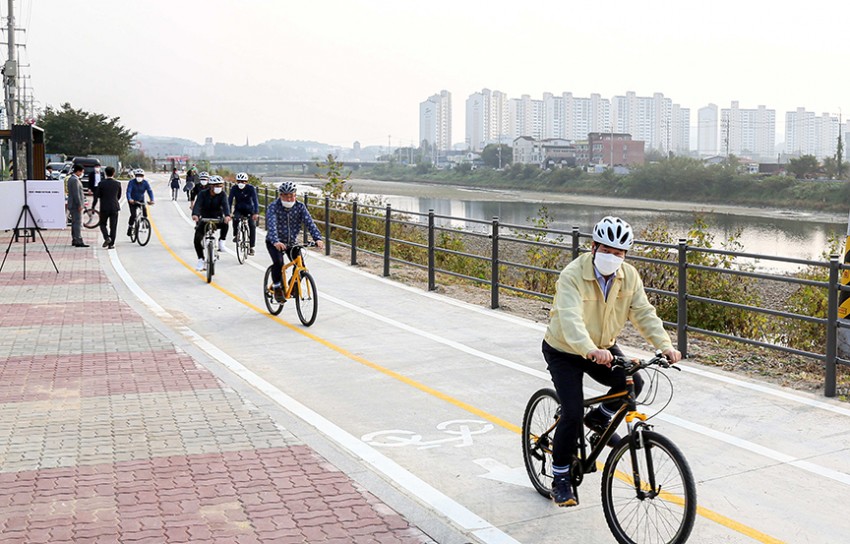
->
xmin=66 ymin=164 xmax=89 ymax=247
xmin=169 ymin=168 xmax=181 ymax=200
xmin=91 ymin=166 xmax=122 ymax=249
xmin=184 ymin=169 xmax=196 ymax=201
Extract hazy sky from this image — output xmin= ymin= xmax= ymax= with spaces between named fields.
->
xmin=23 ymin=0 xmax=850 ymax=147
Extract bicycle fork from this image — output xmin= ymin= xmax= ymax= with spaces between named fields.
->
xmin=625 ymin=416 xmax=660 ymax=500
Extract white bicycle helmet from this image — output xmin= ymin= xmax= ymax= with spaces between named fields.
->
xmin=236 ymin=172 xmax=249 ymax=182
xmin=209 ymin=175 xmax=223 ymax=184
xmin=198 ymin=171 xmax=210 ymax=180
xmin=278 ymin=181 xmax=297 ymax=194
xmin=592 ymin=216 xmax=634 ymax=250
xmin=133 ymin=168 xmax=145 ymax=176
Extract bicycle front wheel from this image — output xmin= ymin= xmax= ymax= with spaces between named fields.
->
xmin=136 ymin=217 xmax=151 ymax=246
xmin=129 ymin=220 xmax=138 ymax=242
xmin=601 ymin=430 xmax=696 ymax=544
xmin=294 ymin=271 xmax=318 ymax=326
xmin=236 ymin=223 xmax=248 ymax=264
xmin=206 ymin=239 xmax=214 ymax=283
xmin=263 ymin=265 xmax=283 ymax=315
xmin=522 ymin=388 xmax=560 ymax=498
xmin=83 ymin=208 xmax=100 ymax=229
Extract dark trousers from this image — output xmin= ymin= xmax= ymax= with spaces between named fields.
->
xmin=542 ymin=340 xmax=643 ymax=466
xmin=234 ymin=212 xmax=257 ymax=247
xmin=99 ymin=211 xmax=119 ymax=244
xmin=128 ymin=203 xmax=147 ymax=230
xmin=69 ymin=207 xmax=83 ymax=244
xmin=266 ymin=240 xmax=301 ymax=285
xmin=194 ymin=221 xmax=229 ymax=259
xmin=171 ymin=187 xmax=179 ymax=200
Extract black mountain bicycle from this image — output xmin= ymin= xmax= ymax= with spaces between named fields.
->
xmin=522 ymin=353 xmax=696 ymax=544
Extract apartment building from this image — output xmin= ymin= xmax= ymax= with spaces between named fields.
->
xmin=698 ymin=104 xmax=719 ymax=157
xmin=785 ymin=108 xmax=841 ymax=159
xmin=419 ymin=90 xmax=452 ymax=152
xmin=720 ymin=101 xmax=775 ymax=160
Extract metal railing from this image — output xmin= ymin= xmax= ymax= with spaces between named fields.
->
xmin=233 ymin=182 xmax=846 ymax=397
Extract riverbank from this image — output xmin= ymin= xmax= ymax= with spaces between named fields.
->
xmin=285 ymin=175 xmax=846 ymax=226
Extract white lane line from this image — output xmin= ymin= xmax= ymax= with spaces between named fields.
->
xmin=169 ymin=197 xmax=850 ymax=488
xmin=109 ymin=231 xmax=520 ymax=544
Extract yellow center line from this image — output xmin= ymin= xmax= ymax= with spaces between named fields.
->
xmin=146 ymin=208 xmax=784 ymax=544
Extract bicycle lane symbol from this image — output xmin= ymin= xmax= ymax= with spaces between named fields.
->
xmin=361 ymin=419 xmax=494 ymax=450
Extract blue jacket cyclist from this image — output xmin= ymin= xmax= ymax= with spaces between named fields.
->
xmin=266 ymin=181 xmax=324 ymax=302
xmin=125 ymin=168 xmax=155 ymax=237
xmin=229 ymin=172 xmax=260 ymax=255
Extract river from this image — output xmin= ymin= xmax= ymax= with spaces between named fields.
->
xmin=268 ymin=177 xmax=848 ymax=271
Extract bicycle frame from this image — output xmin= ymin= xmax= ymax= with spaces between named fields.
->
xmin=280 ymin=254 xmax=307 ymax=299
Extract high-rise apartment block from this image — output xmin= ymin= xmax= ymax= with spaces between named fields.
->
xmin=719 ymin=101 xmax=775 ymax=160
xmin=785 ymin=108 xmax=841 ymax=159
xmin=697 ymin=104 xmax=719 ymax=157
xmin=464 ymin=89 xmax=688 ymax=154
xmin=419 ymin=90 xmax=452 ymax=152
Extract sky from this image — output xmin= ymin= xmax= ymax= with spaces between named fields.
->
xmin=19 ymin=0 xmax=850 ymax=148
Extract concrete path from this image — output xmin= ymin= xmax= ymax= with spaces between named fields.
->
xmin=2 ymin=173 xmax=849 ymax=544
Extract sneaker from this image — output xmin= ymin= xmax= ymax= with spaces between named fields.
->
xmin=551 ymin=474 xmax=577 ymax=507
xmin=218 ymin=240 xmax=225 ymax=252
xmin=273 ymin=286 xmax=285 ymax=303
xmin=248 ymin=247 xmax=255 ymax=256
xmin=127 ymin=228 xmax=133 ymax=237
xmin=196 ymin=258 xmax=206 ymax=271
xmin=584 ymin=408 xmax=621 ymax=446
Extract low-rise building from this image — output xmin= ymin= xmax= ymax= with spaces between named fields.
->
xmin=576 ymin=133 xmax=644 ymax=167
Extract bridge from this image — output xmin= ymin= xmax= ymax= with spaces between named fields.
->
xmin=205 ymin=158 xmax=384 ymax=172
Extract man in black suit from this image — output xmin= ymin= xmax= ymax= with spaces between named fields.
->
xmin=91 ymin=166 xmax=122 ymax=249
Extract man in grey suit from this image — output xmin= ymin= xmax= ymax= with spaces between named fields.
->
xmin=67 ymin=164 xmax=89 ymax=247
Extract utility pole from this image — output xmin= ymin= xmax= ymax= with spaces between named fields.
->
xmin=5 ymin=0 xmax=16 ymax=129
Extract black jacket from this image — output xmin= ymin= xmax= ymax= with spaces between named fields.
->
xmin=192 ymin=189 xmax=231 ymax=219
xmin=92 ymin=177 xmax=122 ymax=214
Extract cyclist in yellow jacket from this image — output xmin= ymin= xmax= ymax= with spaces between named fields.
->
xmin=543 ymin=216 xmax=681 ymax=507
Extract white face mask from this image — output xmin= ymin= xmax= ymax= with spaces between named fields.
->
xmin=237 ymin=183 xmax=246 ymax=189
xmin=213 ymin=187 xmax=223 ymax=194
xmin=594 ymin=251 xmax=624 ymax=276
xmin=281 ymin=200 xmax=295 ymax=209
xmin=135 ymin=176 xmax=143 ymax=182
xmin=200 ymin=179 xmax=208 ymax=186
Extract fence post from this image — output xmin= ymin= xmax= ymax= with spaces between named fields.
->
xmin=324 ymin=197 xmax=331 ymax=255
xmin=491 ymin=216 xmax=500 ymax=309
xmin=571 ymin=226 xmax=581 ymax=260
xmin=263 ymin=186 xmax=269 ymax=228
xmin=383 ymin=204 xmax=391 ymax=277
xmin=825 ymin=255 xmax=839 ymax=397
xmin=428 ymin=209 xmax=436 ymax=291
xmin=351 ymin=200 xmax=358 ymax=266
xmin=302 ymin=193 xmax=309 ymax=245
xmin=677 ymin=239 xmax=688 ymax=357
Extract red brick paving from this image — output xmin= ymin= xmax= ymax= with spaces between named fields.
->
xmin=0 ymin=350 xmax=219 ymax=402
xmin=0 ymin=269 xmax=107 ymax=286
xmin=0 ymin=301 xmax=141 ymax=327
xmin=0 ymin=448 xmax=430 ymax=544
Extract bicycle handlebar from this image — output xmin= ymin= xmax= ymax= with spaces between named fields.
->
xmin=199 ymin=218 xmax=223 ymax=224
xmin=611 ymin=352 xmax=681 ymax=373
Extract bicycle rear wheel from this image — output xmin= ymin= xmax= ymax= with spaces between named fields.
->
xmin=263 ymin=265 xmax=283 ymax=315
xmin=294 ymin=271 xmax=318 ymax=326
xmin=83 ymin=208 xmax=100 ymax=229
xmin=522 ymin=388 xmax=560 ymax=498
xmin=136 ymin=217 xmax=151 ymax=246
xmin=601 ymin=430 xmax=696 ymax=544
xmin=206 ymin=239 xmax=214 ymax=283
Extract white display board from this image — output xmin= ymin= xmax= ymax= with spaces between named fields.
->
xmin=0 ymin=180 xmax=67 ymax=230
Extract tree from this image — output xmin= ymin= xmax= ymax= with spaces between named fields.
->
xmin=315 ymin=154 xmax=351 ymax=199
xmin=787 ymin=154 xmax=820 ymax=179
xmin=38 ymin=103 xmax=136 ymax=157
xmin=480 ymin=144 xmax=512 ymax=168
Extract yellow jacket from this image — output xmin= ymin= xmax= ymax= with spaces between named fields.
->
xmin=544 ymin=252 xmax=673 ymax=357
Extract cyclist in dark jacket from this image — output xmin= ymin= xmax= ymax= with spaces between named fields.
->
xmin=126 ymin=168 xmax=155 ymax=237
xmin=191 ymin=176 xmax=231 ymax=271
xmin=229 ymin=172 xmax=260 ymax=255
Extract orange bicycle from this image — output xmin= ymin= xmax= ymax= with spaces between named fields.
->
xmin=263 ymin=242 xmax=318 ymax=326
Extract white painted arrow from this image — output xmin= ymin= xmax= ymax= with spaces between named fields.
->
xmin=474 ymin=458 xmax=533 ymax=488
